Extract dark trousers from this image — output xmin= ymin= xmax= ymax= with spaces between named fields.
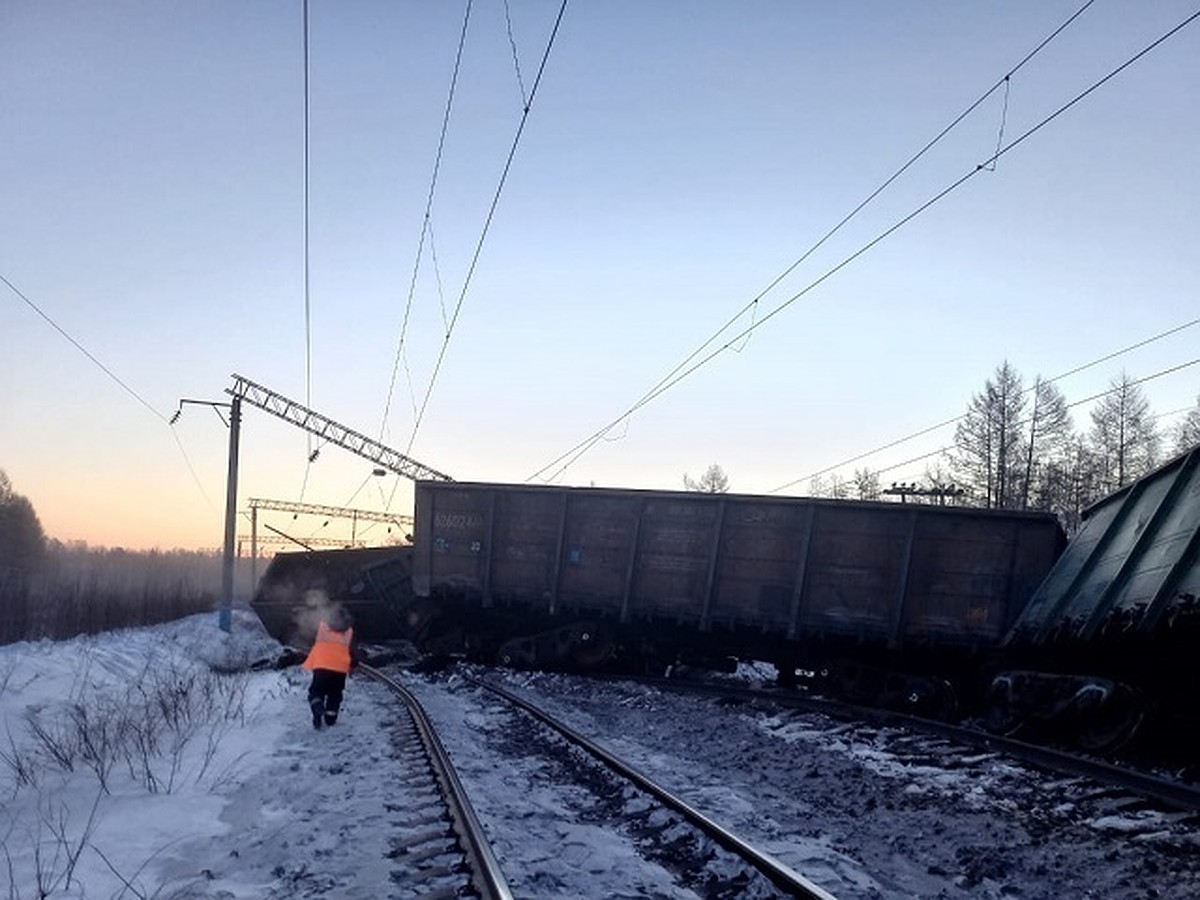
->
xmin=308 ymin=668 xmax=347 ymax=726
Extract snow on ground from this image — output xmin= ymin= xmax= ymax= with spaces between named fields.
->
xmin=4 ymin=613 xmax=1200 ymax=898
xmin=0 ymin=611 xmax=401 ymax=898
xmin=2 ymin=612 xmax=795 ymax=899
xmin=455 ymin=668 xmax=1200 ymax=899
xmin=401 ymin=669 xmax=791 ymax=899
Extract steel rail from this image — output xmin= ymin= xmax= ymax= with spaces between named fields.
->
xmin=471 ymin=677 xmax=838 ymax=900
xmin=360 ymin=664 xmax=513 ymax=900
xmin=866 ymin=705 xmax=1200 ymax=814
xmin=636 ymin=677 xmax=1200 ymax=815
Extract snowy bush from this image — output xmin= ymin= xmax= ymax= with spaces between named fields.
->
xmin=9 ymin=662 xmax=250 ymax=797
xmin=0 ymin=615 xmax=276 ymax=897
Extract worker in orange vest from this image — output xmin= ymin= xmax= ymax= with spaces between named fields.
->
xmin=302 ymin=607 xmax=357 ymax=730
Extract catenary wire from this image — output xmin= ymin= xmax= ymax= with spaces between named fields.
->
xmin=299 ymin=0 xmax=314 ymax=502
xmin=379 ymin=0 xmax=573 ymax=515
xmin=3 ymin=274 xmax=165 ymax=423
xmin=403 ymin=0 xmax=570 ymax=464
xmin=304 ymin=0 xmax=311 ymax=420
xmin=772 ymin=318 xmax=1200 ymax=492
xmin=849 ymin=357 xmax=1200 ymax=487
xmin=526 ymin=7 xmax=1199 ymax=485
xmin=393 ymin=217 xmax=451 ymax=435
xmin=503 ymin=0 xmax=529 ymax=108
xmin=379 ymin=0 xmax=474 ymax=445
xmin=525 ymin=0 xmax=1099 ymax=484
xmin=1 ymin=272 xmax=217 ymax=512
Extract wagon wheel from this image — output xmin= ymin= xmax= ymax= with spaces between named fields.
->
xmin=563 ymin=625 xmax=614 ymax=669
xmin=1077 ymin=685 xmax=1145 ymax=754
xmin=496 ymin=637 xmax=535 ymax=668
xmin=905 ymin=677 xmax=959 ymax=721
xmin=982 ymin=701 xmax=1026 ymax=738
xmin=984 ymin=681 xmax=1022 ymax=739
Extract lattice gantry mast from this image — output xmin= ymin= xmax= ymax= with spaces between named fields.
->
xmin=228 ymin=373 xmax=452 ymax=482
xmin=238 ymin=534 xmax=366 ymax=550
xmin=242 ymin=498 xmax=414 ymax=584
xmin=247 ymin=497 xmax=415 ymax=532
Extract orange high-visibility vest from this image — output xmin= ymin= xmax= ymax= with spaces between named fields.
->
xmin=302 ymin=621 xmax=354 ymax=673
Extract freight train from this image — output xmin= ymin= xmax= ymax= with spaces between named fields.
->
xmin=255 ymin=483 xmax=1063 ymax=721
xmin=252 ymin=445 xmax=1200 ymax=756
xmin=406 ymin=481 xmax=1063 ymax=718
xmin=990 ymin=445 xmax=1200 ymax=754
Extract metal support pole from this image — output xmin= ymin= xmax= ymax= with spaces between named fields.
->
xmin=220 ymin=396 xmax=242 ymax=633
xmin=251 ymin=505 xmax=258 ymax=599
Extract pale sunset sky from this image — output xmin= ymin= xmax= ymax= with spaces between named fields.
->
xmin=2 ymin=1 xmax=1198 ymax=551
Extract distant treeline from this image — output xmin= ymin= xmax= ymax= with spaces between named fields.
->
xmin=0 ymin=542 xmax=246 ymax=645
xmin=0 ymin=469 xmax=265 ymax=644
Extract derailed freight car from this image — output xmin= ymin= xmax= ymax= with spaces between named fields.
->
xmin=410 ymin=481 xmax=1065 ymax=716
xmin=252 ymin=545 xmax=415 ymax=648
xmin=992 ymin=445 xmax=1200 ymax=754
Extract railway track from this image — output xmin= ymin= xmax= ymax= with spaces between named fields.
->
xmin=384 ymin=664 xmax=842 ymax=898
xmin=358 ymin=664 xmax=512 ymax=900
xmin=469 ymin=675 xmax=837 ymax=899
xmin=626 ymin=674 xmax=1200 ymax=815
xmin=352 ymin=659 xmax=1200 ymax=897
xmin=444 ymin=665 xmax=1200 ymax=899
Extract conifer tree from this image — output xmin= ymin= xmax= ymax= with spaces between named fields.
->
xmin=1088 ymin=372 xmax=1159 ymax=492
xmin=1172 ymin=393 xmax=1200 ymax=454
xmin=683 ymin=463 xmax=730 ymax=493
xmin=953 ymin=361 xmax=1027 ymax=509
xmin=0 ymin=470 xmax=46 ymax=572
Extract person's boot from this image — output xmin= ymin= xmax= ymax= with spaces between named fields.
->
xmin=310 ymin=697 xmax=324 ymax=730
xmin=324 ymin=710 xmax=338 ymax=727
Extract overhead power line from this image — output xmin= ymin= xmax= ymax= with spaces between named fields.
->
xmin=502 ymin=0 xmax=529 ymax=107
xmin=3 ymin=273 xmax=165 ymax=422
xmin=299 ymin=0 xmax=315 ymax=503
xmin=379 ymin=0 xmax=475 ymax=445
xmin=526 ymin=6 xmax=1200 ymax=484
xmin=814 ymin=356 xmax=1200 ymax=488
xmin=526 ymin=0 xmax=1099 ymax=484
xmin=773 ymin=318 xmax=1200 ymax=491
xmin=2 ymin=272 xmax=217 ymax=510
xmin=404 ymin=0 xmax=569 ymax=457
xmin=303 ymin=0 xmax=312 ymax=416
xmin=1061 ymin=358 xmax=1200 ymax=415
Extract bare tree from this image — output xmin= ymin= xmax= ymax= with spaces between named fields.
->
xmin=1035 ymin=435 xmax=1104 ymax=535
xmin=1172 ymin=393 xmax=1200 ymax=454
xmin=1021 ymin=377 xmax=1074 ymax=510
xmin=953 ymin=361 xmax=1027 ymax=508
xmin=1088 ymin=371 xmax=1160 ymax=493
xmin=852 ymin=468 xmax=881 ymax=501
xmin=827 ymin=473 xmax=849 ymax=500
xmin=683 ymin=463 xmax=730 ymax=493
xmin=805 ymin=472 xmax=848 ymax=499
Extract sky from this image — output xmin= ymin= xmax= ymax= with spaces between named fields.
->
xmin=4 ymin=612 xmax=1200 ymax=898
xmin=2 ymin=0 xmax=1199 ymax=552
